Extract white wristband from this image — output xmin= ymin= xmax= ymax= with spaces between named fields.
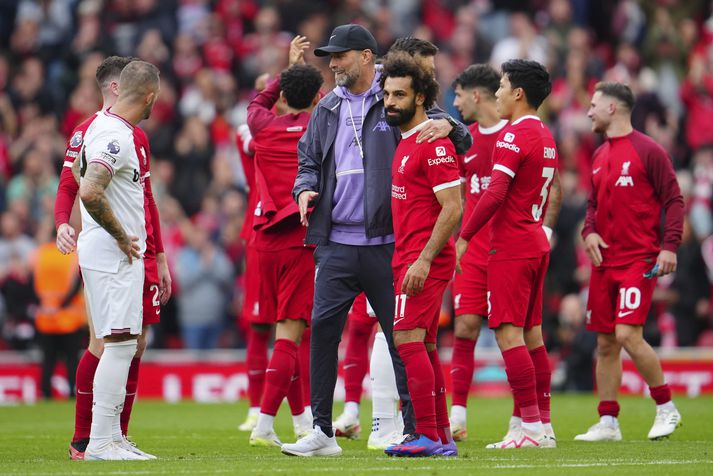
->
xmin=543 ymin=225 xmax=553 ymax=242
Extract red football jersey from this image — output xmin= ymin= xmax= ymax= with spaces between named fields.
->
xmin=391 ymin=120 xmax=461 ymax=281
xmin=459 ymin=119 xmax=508 ymax=267
xmin=582 ymin=130 xmax=684 ymax=267
xmin=488 ymin=115 xmax=558 ymax=261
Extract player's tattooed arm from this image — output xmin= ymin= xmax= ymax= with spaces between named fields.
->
xmin=79 ymin=162 xmax=141 ymax=262
xmin=71 ymin=157 xmax=81 ymax=185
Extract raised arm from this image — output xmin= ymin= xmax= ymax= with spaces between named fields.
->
xmin=424 ymin=105 xmax=473 ymax=154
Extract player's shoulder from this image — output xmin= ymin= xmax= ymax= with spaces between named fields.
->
xmin=628 ymin=130 xmax=668 ymax=161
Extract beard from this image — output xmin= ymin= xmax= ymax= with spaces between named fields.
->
xmin=334 ymin=67 xmax=360 ymax=88
xmin=385 ymin=102 xmax=417 ymax=127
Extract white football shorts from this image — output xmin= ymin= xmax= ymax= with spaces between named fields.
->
xmin=82 ymin=258 xmax=145 ymax=338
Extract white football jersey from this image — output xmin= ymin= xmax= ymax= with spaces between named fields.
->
xmin=77 ymin=110 xmax=146 ymax=273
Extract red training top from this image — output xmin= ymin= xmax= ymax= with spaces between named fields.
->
xmin=581 ymin=129 xmax=684 ymax=267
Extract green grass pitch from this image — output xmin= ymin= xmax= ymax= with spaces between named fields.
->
xmin=1 ymin=395 xmax=711 ymax=475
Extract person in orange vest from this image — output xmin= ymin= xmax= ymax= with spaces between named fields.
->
xmin=33 ymin=231 xmax=86 ymax=399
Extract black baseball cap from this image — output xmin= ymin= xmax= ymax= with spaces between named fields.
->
xmin=314 ymin=24 xmax=378 ymax=57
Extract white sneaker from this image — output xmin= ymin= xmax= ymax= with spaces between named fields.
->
xmin=332 ymin=411 xmax=361 ymax=439
xmin=486 ymin=427 xmax=547 ymax=449
xmin=450 ymin=419 xmax=468 ymax=442
xmin=543 ymin=425 xmax=557 ymax=448
xmin=281 ymin=426 xmax=343 ymax=457
xmin=116 ymin=436 xmax=156 ymax=459
xmin=85 ymin=442 xmax=148 ymax=461
xmin=501 ymin=418 xmax=521 ymax=442
xmin=574 ymin=422 xmax=622 ymax=441
xmin=238 ymin=410 xmax=259 ymax=432
xmin=367 ymin=430 xmax=404 ymax=450
xmin=648 ymin=407 xmax=682 ymax=440
xmin=249 ymin=428 xmax=282 ymax=447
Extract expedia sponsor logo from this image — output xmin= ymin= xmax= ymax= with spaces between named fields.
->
xmin=496 ymin=141 xmax=521 ymax=153
xmin=391 ymin=184 xmax=407 ymax=200
xmin=100 ymin=152 xmax=117 ymax=164
xmin=427 ymin=156 xmax=455 ymax=166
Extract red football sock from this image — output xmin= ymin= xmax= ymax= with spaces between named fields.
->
xmin=397 ymin=342 xmax=438 ymax=442
xmin=286 ymin=348 xmax=305 ymax=416
xmin=343 ymin=319 xmax=372 ymax=403
xmin=450 ymin=337 xmax=476 ymax=407
xmin=649 ymin=384 xmax=672 ymax=406
xmin=261 ymin=339 xmax=297 ymax=416
xmin=529 ymin=345 xmax=551 ymax=424
xmin=73 ymin=350 xmax=99 ymax=443
xmin=428 ymin=349 xmax=450 ymax=444
xmin=299 ymin=328 xmax=311 ymax=406
xmin=598 ymin=400 xmax=620 ymax=418
xmin=120 ymin=357 xmax=141 ymax=436
xmin=502 ymin=346 xmax=539 ymax=423
xmin=247 ymin=327 xmax=270 ymax=408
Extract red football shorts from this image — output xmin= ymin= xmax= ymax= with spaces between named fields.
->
xmin=487 ymin=254 xmax=549 ymax=330
xmin=258 ymin=247 xmax=314 ymax=326
xmin=349 ymin=293 xmax=378 ymax=326
xmin=393 ymin=267 xmax=450 ymax=343
xmin=243 ymin=245 xmax=262 ymax=324
xmin=453 ymin=250 xmax=488 ymax=317
xmin=586 ymin=260 xmax=657 ymax=333
xmin=142 ymin=257 xmax=160 ymax=326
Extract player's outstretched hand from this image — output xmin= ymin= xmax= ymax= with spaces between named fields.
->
xmin=416 ymin=118 xmax=452 ymax=144
xmin=289 ymin=35 xmax=310 ymax=66
xmin=584 ymin=232 xmax=608 ymax=267
xmin=56 ymin=223 xmax=77 ymax=254
xmin=656 ymin=250 xmax=677 ymax=276
xmin=298 ymin=190 xmax=319 ymax=226
xmin=119 ymin=235 xmax=141 ymax=264
xmin=402 ymin=258 xmax=430 ymax=296
xmin=455 ymin=237 xmax=468 ymax=274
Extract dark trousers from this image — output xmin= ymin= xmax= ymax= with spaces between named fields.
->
xmin=39 ymin=331 xmax=82 ymax=399
xmin=310 ymin=242 xmax=414 ymax=434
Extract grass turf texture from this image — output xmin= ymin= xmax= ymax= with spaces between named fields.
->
xmin=0 ymin=395 xmax=711 ymax=475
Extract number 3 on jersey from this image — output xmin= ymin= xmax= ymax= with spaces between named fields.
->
xmin=532 ymin=167 xmax=555 ymax=221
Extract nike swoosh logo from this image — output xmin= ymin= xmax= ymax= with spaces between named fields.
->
xmin=394 ymin=318 xmax=405 ymax=325
xmin=344 ymin=364 xmax=357 ymax=369
xmin=266 ymin=369 xmax=277 ymax=373
xmin=618 ymin=311 xmax=635 ymax=318
xmin=593 ymin=167 xmax=601 ymax=174
xmin=155 ymin=309 xmax=160 ymax=314
xmin=463 ymin=154 xmax=477 ymax=163
xmin=330 ymin=35 xmax=336 ymax=40
xmin=450 ymin=368 xmax=461 ymax=374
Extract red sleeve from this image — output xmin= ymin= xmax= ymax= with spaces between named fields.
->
xmin=645 ymin=145 xmax=685 ymax=252
xmin=144 ymin=176 xmax=164 ymax=253
xmin=54 ymin=164 xmax=79 ymax=228
xmin=581 ymin=174 xmax=598 ymax=239
xmin=247 ymin=78 xmax=280 ymax=135
xmin=460 ymin=170 xmax=512 ymax=241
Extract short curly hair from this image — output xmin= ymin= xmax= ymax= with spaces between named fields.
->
xmin=379 ymin=52 xmax=439 ymax=108
xmin=279 ymin=64 xmax=324 ymax=110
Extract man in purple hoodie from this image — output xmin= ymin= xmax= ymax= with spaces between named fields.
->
xmin=283 ymin=25 xmax=472 ymax=457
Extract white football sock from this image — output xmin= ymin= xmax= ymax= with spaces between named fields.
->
xmin=657 ymin=401 xmax=676 ymax=412
xmin=292 ymin=410 xmax=311 ymax=428
xmin=510 ymin=415 xmax=523 ymax=427
xmin=370 ymin=332 xmax=399 ymax=419
xmin=600 ymin=415 xmax=618 ymax=427
xmin=450 ymin=404 xmax=467 ymax=423
xmin=248 ymin=406 xmax=260 ymax=416
xmin=344 ymin=401 xmax=359 ymax=418
xmin=87 ymin=340 xmax=137 ymax=451
xmin=521 ymin=421 xmax=544 ymax=434
xmin=255 ymin=413 xmax=275 ymax=434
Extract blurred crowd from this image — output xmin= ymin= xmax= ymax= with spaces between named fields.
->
xmin=1 ymin=1 xmax=713 ymax=380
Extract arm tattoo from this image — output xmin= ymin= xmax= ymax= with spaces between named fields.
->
xmin=80 ymin=162 xmax=128 ymax=244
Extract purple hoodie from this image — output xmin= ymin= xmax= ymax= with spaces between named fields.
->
xmin=330 ymin=67 xmax=394 ymax=245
